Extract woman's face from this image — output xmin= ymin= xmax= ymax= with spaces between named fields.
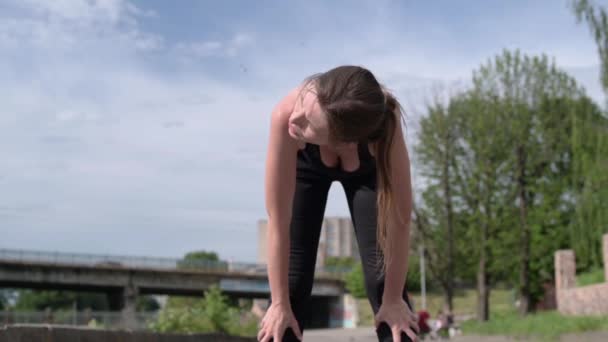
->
xmin=289 ymin=85 xmax=357 ymax=152
xmin=288 ymin=85 xmax=330 ymax=145
xmin=288 ymin=84 xmax=358 ymax=151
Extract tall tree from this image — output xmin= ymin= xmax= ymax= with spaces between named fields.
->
xmin=414 ymin=95 xmax=462 ymax=312
xmin=572 ymin=0 xmax=608 ymax=94
xmin=450 ymin=90 xmax=512 ymax=321
xmin=469 ymin=50 xmax=587 ymax=314
xmin=570 ymin=0 xmax=608 ymax=269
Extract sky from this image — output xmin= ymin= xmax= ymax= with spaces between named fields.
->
xmin=1 ymin=0 xmax=605 ymax=263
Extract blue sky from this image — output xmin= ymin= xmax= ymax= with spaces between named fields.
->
xmin=0 ymin=0 xmax=605 ymax=263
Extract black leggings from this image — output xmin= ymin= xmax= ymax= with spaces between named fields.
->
xmin=270 ymin=154 xmax=414 ymax=342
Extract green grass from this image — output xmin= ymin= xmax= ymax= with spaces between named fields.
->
xmin=576 ymin=268 xmax=606 ymax=287
xmin=461 ymin=310 xmax=608 ymax=341
xmin=357 ymin=288 xmax=608 ymax=341
xmin=410 ymin=288 xmax=515 ymax=317
xmin=356 ymin=288 xmax=515 ymax=326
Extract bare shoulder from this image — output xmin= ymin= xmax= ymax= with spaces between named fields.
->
xmin=264 ymin=85 xmax=304 ymax=218
xmin=269 ymin=85 xmax=305 ymax=149
xmin=270 ymin=85 xmax=303 ymax=123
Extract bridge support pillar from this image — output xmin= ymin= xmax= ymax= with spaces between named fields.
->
xmin=328 ymin=294 xmax=359 ymax=328
xmin=106 ymin=283 xmax=139 ymax=330
xmin=121 ymin=283 xmax=139 ymax=330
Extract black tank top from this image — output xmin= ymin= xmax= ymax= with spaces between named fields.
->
xmin=296 ymin=143 xmax=376 ymax=182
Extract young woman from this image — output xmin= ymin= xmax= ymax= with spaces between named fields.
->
xmin=258 ymin=65 xmax=418 ymax=342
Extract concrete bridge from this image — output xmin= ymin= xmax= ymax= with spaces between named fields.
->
xmin=0 ymin=248 xmax=351 ymax=329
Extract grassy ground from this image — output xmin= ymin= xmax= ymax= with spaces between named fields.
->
xmin=461 ymin=310 xmax=608 ymax=341
xmin=576 ymin=268 xmax=605 ymax=287
xmin=357 ymin=288 xmax=515 ymax=326
xmin=356 ymin=288 xmax=608 ymax=341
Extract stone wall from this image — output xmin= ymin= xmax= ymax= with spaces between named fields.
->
xmin=554 ymin=234 xmax=608 ymax=316
xmin=0 ymin=324 xmax=256 ymax=342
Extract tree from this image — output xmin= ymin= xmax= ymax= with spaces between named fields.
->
xmin=14 ymin=290 xmax=109 ymax=311
xmin=467 ymin=49 xmax=590 ymax=315
xmin=413 ymin=49 xmax=599 ymax=320
xmin=177 ymin=250 xmax=228 ymax=271
xmin=571 ymin=0 xmax=608 ymax=94
xmin=451 ymin=90 xmax=513 ymax=321
xmin=568 ymin=95 xmax=608 ymax=269
xmin=570 ymin=0 xmax=608 ymax=270
xmin=414 ymin=94 xmax=463 ymax=312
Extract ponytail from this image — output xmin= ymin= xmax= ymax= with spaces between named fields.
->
xmin=374 ymin=91 xmax=402 ymax=275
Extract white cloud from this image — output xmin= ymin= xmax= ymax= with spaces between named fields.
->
xmin=0 ymin=0 xmax=163 ymax=52
xmin=175 ymin=32 xmax=255 ymax=59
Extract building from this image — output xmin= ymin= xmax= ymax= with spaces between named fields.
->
xmin=257 ymin=217 xmax=360 ymax=268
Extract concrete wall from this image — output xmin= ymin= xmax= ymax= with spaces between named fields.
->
xmin=0 ymin=324 xmax=256 ymax=342
xmin=554 ymin=234 xmax=608 ymax=316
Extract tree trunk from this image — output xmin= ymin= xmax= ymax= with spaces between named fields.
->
xmin=443 ymin=149 xmax=455 ymax=312
xmin=476 ymin=242 xmax=489 ymax=321
xmin=477 ymin=217 xmax=490 ymax=321
xmin=517 ymin=145 xmax=532 ymax=315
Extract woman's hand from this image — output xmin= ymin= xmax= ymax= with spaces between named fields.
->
xmin=374 ymin=298 xmax=419 ymax=342
xmin=257 ymin=302 xmax=303 ymax=342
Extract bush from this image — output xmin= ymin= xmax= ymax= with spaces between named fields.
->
xmin=345 ymin=263 xmax=367 ymax=298
xmin=344 ymin=257 xmax=423 ymax=299
xmin=149 ymin=285 xmax=258 ymax=337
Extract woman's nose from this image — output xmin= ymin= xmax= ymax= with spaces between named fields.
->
xmin=291 ymin=109 xmax=306 ymax=125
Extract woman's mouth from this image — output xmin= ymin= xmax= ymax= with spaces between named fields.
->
xmin=289 ymin=123 xmax=302 ymax=138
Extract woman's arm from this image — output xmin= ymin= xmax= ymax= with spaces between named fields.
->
xmin=382 ymin=118 xmax=414 ymax=304
xmin=264 ymin=89 xmax=301 ymax=306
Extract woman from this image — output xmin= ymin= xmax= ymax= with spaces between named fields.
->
xmin=257 ymin=65 xmax=418 ymax=342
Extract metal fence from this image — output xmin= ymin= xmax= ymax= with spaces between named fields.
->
xmin=0 ymin=310 xmax=158 ymax=331
xmin=0 ymin=248 xmax=352 ymax=279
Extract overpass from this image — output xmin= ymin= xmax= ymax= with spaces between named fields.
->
xmin=0 ymin=248 xmax=351 ymax=329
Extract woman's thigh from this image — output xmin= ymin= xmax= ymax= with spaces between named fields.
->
xmin=343 ymin=178 xmax=414 ymax=342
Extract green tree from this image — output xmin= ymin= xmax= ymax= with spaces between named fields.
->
xmin=14 ymin=290 xmax=109 ymax=311
xmin=414 ymin=94 xmax=464 ymax=312
xmin=568 ymin=95 xmax=608 ymax=269
xmin=451 ymin=89 xmax=513 ymax=321
xmin=177 ymin=250 xmax=228 ymax=271
xmin=413 ymin=49 xmax=600 ymax=320
xmin=571 ymin=0 xmax=608 ymax=94
xmin=570 ymin=0 xmax=608 ymax=270
xmin=465 ymin=49 xmax=594 ymax=315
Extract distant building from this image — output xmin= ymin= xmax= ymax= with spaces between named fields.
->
xmin=257 ymin=217 xmax=360 ymax=268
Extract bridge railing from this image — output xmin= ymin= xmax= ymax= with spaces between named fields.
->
xmin=0 ymin=248 xmax=352 ymax=279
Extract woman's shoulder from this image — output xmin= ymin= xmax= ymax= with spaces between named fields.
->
xmin=271 ymin=84 xmax=303 ymax=121
xmin=268 ymin=85 xmax=306 ymax=150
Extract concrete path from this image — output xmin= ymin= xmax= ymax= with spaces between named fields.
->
xmin=303 ymin=327 xmax=608 ymax=342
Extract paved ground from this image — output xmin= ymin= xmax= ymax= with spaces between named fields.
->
xmin=303 ymin=327 xmax=608 ymax=342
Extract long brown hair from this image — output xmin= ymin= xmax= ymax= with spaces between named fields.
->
xmin=302 ymin=65 xmax=404 ymax=274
